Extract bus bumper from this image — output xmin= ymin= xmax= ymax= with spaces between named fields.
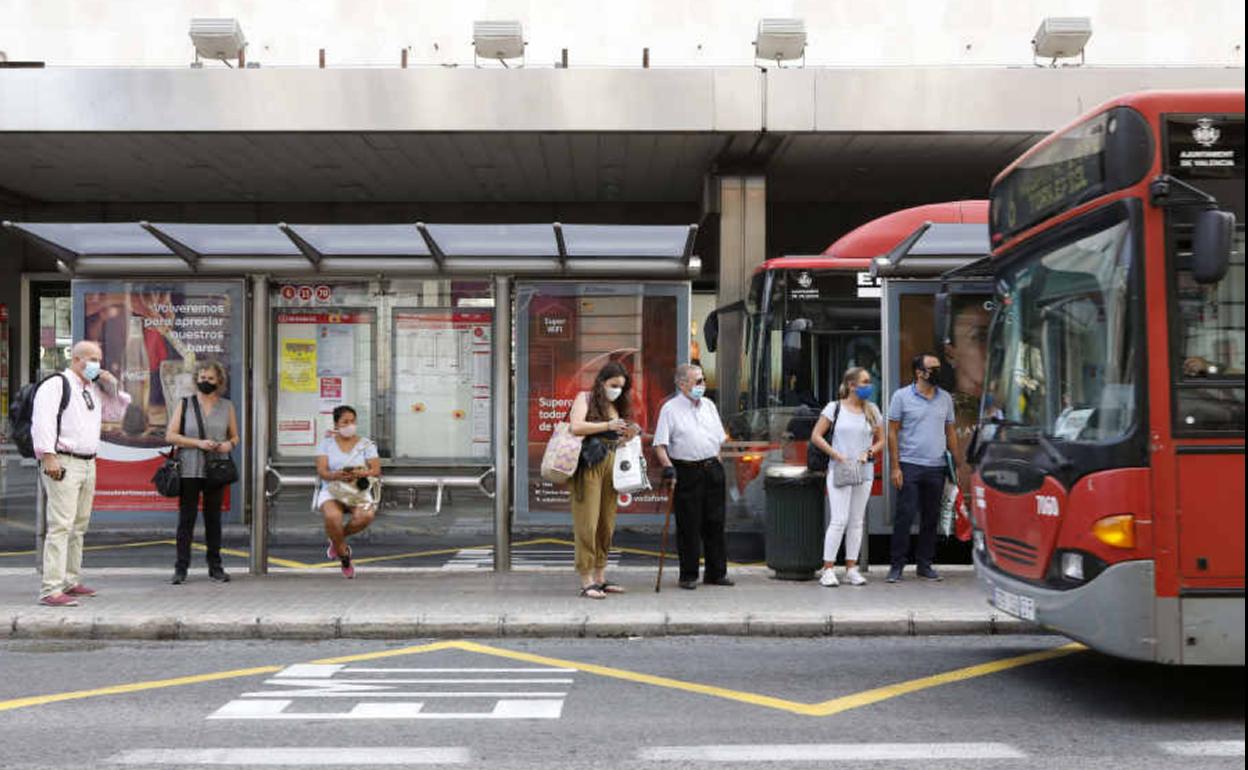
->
xmin=974 ymin=552 xmax=1158 ymax=662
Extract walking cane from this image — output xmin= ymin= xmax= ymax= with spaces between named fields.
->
xmin=655 ymin=480 xmax=676 ymax=593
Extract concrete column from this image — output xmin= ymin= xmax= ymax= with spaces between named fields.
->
xmin=712 ymin=175 xmax=766 ymax=414
xmin=492 ymin=275 xmax=512 ymax=571
xmin=249 ymin=274 xmax=269 ymax=576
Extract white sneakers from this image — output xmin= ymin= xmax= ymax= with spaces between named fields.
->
xmin=820 ymin=567 xmax=868 ymax=587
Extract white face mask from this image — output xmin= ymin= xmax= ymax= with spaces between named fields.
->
xmin=604 ymin=386 xmax=623 ymax=402
xmin=337 ymin=424 xmax=358 ymax=438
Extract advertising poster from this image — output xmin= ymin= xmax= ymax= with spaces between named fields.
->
xmin=72 ymin=281 xmax=245 ymax=514
xmin=273 ymin=309 xmax=375 ymax=458
xmin=515 ymin=283 xmax=689 ymax=525
xmin=393 ymin=309 xmax=492 ymax=461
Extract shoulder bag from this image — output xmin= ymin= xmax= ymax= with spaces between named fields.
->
xmin=191 ymin=396 xmax=239 ymax=488
xmin=612 ymin=435 xmax=651 ymax=494
xmin=327 ymin=439 xmax=381 ymax=511
xmin=151 ymin=397 xmax=187 ymax=498
xmin=540 ymin=400 xmax=584 ymax=484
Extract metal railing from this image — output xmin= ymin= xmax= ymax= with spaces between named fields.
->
xmin=265 ymin=465 xmax=495 ymax=514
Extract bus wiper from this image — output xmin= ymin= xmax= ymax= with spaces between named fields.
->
xmin=1038 ymin=433 xmax=1074 ymax=472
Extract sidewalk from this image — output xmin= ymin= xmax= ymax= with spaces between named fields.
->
xmin=0 ymin=565 xmax=1044 ymax=641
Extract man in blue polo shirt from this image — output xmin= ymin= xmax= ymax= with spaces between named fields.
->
xmin=886 ymin=352 xmax=959 ymax=583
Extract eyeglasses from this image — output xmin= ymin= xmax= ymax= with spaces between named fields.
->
xmin=693 ymin=378 xmax=706 ymax=385
xmin=82 ymin=390 xmax=95 ymax=411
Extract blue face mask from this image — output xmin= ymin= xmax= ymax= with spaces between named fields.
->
xmin=689 ymin=384 xmax=706 ymax=400
xmin=855 ymin=384 xmax=874 ymax=401
xmin=84 ymin=361 xmax=102 ymax=381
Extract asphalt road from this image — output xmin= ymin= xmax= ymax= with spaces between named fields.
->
xmin=0 ymin=636 xmax=1242 ymax=769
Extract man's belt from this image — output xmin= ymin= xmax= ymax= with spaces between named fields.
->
xmin=57 ymin=451 xmax=97 ymax=461
xmin=672 ymin=457 xmax=720 ymax=469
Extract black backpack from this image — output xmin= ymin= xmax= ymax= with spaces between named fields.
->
xmin=9 ymin=374 xmax=70 ymax=459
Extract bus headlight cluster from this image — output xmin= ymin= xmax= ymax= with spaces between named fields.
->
xmin=973 ymin=530 xmax=986 ymax=553
xmin=1060 ymin=551 xmax=1085 ymax=581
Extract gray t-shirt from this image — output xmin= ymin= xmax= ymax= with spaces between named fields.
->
xmin=179 ymin=396 xmax=234 ymax=479
xmin=316 ymin=436 xmax=379 ymax=496
xmin=887 ymin=384 xmax=955 ymax=467
xmin=820 ymin=400 xmax=878 ymax=482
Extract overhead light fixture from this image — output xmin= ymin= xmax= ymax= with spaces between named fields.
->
xmin=189 ymin=17 xmax=247 ymax=67
xmin=473 ymin=20 xmax=525 ymax=67
xmin=1032 ymin=17 xmax=1092 ymax=67
xmin=754 ymin=18 xmax=806 ymax=66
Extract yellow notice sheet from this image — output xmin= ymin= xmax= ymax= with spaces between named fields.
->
xmin=280 ymin=338 xmax=318 ymax=393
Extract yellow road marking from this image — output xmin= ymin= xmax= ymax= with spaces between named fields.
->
xmin=300 ymin=538 xmax=554 ymax=569
xmin=0 ymin=638 xmax=1084 ymax=717
xmin=0 ymin=539 xmax=313 ymax=569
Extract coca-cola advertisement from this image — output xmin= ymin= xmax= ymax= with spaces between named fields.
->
xmin=73 ymin=281 xmax=246 ymax=514
xmin=515 ymin=283 xmax=689 ymax=524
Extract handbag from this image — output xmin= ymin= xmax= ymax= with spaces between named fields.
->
xmin=612 ymin=435 xmax=651 ymax=494
xmin=328 ymin=476 xmax=381 ymax=511
xmin=541 ymin=419 xmax=583 ymax=484
xmin=151 ymin=398 xmax=188 ymax=498
xmin=190 ymin=396 xmax=239 ymax=488
xmin=831 ymin=459 xmax=865 ymax=488
xmin=807 ymin=402 xmax=840 ymax=473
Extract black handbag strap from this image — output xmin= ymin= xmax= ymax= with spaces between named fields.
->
xmin=824 ymin=401 xmax=841 ymax=445
xmin=189 ymin=395 xmax=208 ymax=442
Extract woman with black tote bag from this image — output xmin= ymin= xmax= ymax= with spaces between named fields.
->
xmin=164 ymin=361 xmax=239 ymax=585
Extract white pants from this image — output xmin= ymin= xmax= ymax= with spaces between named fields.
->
xmin=823 ymin=477 xmax=871 ymax=563
xmin=40 ymin=455 xmax=97 ymax=598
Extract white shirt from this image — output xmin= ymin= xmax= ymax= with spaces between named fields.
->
xmin=652 ymin=393 xmax=727 ymax=461
xmin=32 ymin=369 xmax=132 ymax=458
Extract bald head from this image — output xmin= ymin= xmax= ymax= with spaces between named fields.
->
xmin=72 ymin=341 xmax=102 ymax=360
xmin=69 ymin=340 xmax=103 ymax=383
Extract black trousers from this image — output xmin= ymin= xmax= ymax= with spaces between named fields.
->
xmin=672 ymin=459 xmax=727 ymax=583
xmin=890 ymin=462 xmax=945 ymax=571
xmin=176 ymin=478 xmax=225 ymax=571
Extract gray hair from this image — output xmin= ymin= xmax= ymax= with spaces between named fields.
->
xmin=674 ymin=363 xmax=701 ymax=385
xmin=71 ymin=340 xmax=101 ymax=359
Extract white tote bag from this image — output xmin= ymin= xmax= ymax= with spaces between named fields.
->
xmin=612 ymin=436 xmax=651 ymax=494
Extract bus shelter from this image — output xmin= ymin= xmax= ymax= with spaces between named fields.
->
xmin=870 ymin=220 xmax=993 ymax=548
xmin=3 ymin=220 xmax=700 ymax=573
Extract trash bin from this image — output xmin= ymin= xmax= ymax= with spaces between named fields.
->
xmin=764 ymin=465 xmax=826 ymax=580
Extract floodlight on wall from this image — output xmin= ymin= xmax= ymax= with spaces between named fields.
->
xmin=189 ymin=17 xmax=247 ymax=68
xmin=754 ymin=18 xmax=806 ymax=66
xmin=473 ymin=20 xmax=525 ymax=67
xmin=1033 ymin=17 xmax=1092 ymax=66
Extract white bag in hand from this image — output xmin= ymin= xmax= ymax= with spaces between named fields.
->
xmin=612 ymin=436 xmax=651 ymax=494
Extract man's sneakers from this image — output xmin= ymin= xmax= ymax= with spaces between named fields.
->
xmin=678 ymin=580 xmax=697 ymax=590
xmin=64 ymin=583 xmax=98 ymax=598
xmin=886 ymin=566 xmax=904 ymax=583
xmin=38 ymin=592 xmax=79 ymax=607
xmin=171 ymin=570 xmax=188 ymax=585
xmin=704 ymin=577 xmax=735 ymax=587
xmin=209 ymin=567 xmax=231 ymax=583
xmin=819 ymin=569 xmax=839 ymax=587
xmin=917 ymin=566 xmax=943 ymax=581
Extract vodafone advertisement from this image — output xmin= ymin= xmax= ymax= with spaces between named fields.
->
xmin=515 ymin=283 xmax=689 ymax=524
xmin=73 ymin=281 xmax=246 ymax=515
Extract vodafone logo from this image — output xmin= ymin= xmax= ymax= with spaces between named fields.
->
xmin=617 ymin=493 xmax=633 ymax=508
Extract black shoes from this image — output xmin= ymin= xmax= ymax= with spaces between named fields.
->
xmin=209 ymin=567 xmax=231 ymax=583
xmin=704 ymin=577 xmax=735 ymax=587
xmin=886 ymin=566 xmax=903 ymax=583
xmin=171 ymin=570 xmax=188 ymax=585
xmin=678 ymin=580 xmax=698 ymax=590
xmin=917 ymin=567 xmax=943 ymax=581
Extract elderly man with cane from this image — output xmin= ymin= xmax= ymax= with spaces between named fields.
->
xmin=653 ymin=363 xmax=733 ymax=591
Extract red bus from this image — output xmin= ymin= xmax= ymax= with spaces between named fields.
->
xmin=969 ymin=90 xmax=1245 ymax=664
xmin=707 ymin=201 xmax=988 ymax=537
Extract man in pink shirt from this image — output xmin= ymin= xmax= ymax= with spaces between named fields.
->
xmin=32 ymin=340 xmax=131 ymax=606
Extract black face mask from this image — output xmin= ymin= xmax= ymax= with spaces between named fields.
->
xmin=925 ymin=367 xmax=942 ymax=382
xmin=196 ymin=381 xmax=218 ymax=395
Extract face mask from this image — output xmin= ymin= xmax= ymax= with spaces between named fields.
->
xmin=337 ymin=424 xmax=358 ymax=438
xmin=84 ymin=361 xmax=102 ymax=381
xmin=689 ymin=384 xmax=706 ymax=401
xmin=196 ymin=381 xmax=217 ymax=395
xmin=855 ymin=384 xmax=874 ymax=400
xmin=604 ymin=386 xmax=623 ymax=402
xmin=925 ymin=367 xmax=942 ymax=382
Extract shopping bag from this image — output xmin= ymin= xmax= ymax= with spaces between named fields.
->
xmin=938 ymin=480 xmax=958 ymax=537
xmin=612 ymin=436 xmax=651 ymax=494
xmin=540 ymin=421 xmax=583 ymax=484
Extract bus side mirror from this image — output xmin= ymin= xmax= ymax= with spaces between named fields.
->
xmin=703 ymin=310 xmax=719 ymax=353
xmin=1192 ymin=208 xmax=1234 ymax=285
xmin=933 ymin=291 xmax=951 ymax=346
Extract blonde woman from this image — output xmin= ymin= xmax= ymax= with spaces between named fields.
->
xmin=810 ymin=367 xmax=885 ymax=587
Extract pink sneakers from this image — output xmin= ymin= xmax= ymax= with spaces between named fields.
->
xmin=326 ymin=540 xmax=338 ymax=560
xmin=65 ymin=584 xmax=98 ymax=597
xmin=38 ymin=592 xmax=79 ymax=607
xmin=341 ymin=561 xmax=355 ymax=579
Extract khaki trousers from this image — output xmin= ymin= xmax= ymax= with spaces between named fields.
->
xmin=569 ymin=450 xmax=617 ymax=575
xmin=40 ymin=455 xmax=97 ymax=598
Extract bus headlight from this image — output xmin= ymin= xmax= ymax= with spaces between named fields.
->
xmin=1092 ymin=514 xmax=1135 ymax=549
xmin=1060 ymin=551 xmax=1084 ymax=581
xmin=973 ymin=530 xmax=986 ymax=553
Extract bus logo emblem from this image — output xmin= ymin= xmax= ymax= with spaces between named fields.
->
xmin=1192 ymin=118 xmax=1221 ymax=148
xmin=796 ymin=271 xmax=813 ymax=289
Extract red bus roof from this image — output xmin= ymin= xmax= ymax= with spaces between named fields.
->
xmin=756 ymin=200 xmax=988 ymax=275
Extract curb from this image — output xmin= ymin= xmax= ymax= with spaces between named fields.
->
xmin=4 ymin=611 xmax=1049 ymax=641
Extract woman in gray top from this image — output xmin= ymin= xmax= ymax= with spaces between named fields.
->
xmin=165 ymin=361 xmax=239 ymax=585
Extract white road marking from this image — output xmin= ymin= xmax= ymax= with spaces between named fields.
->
xmin=273 ymin=664 xmax=344 ymax=678
xmin=208 ymin=698 xmax=565 ymax=720
xmin=1158 ymin=740 xmax=1245 ymax=757
xmin=639 ymin=743 xmax=1027 ymax=762
xmin=443 ymin=548 xmax=620 ymax=570
xmin=108 ymin=747 xmax=470 ymax=765
xmin=347 ymin=667 xmax=576 ymax=673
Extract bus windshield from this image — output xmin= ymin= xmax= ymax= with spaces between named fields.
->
xmin=981 ymin=211 xmax=1138 ymax=444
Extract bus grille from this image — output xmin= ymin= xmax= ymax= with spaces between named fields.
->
xmin=990 ymin=535 xmax=1039 ymax=567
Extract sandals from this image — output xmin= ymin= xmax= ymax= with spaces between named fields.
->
xmin=598 ymin=581 xmax=627 ymax=594
xmin=579 ymin=584 xmax=606 ymax=600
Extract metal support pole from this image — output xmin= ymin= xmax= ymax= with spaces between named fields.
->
xmin=249 ymin=274 xmax=270 ymax=575
xmin=492 ymin=275 xmax=512 ymax=571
